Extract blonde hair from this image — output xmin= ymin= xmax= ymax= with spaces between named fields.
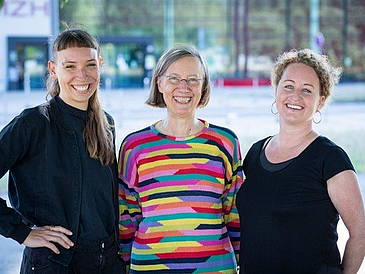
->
xmin=46 ymin=24 xmax=115 ymax=165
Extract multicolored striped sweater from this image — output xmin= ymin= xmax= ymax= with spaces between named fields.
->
xmin=118 ymin=119 xmax=243 ymax=273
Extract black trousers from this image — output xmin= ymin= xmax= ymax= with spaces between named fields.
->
xmin=20 ymin=234 xmax=126 ymax=274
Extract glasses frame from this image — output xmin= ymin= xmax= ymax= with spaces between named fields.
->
xmin=160 ymin=75 xmax=203 ymax=87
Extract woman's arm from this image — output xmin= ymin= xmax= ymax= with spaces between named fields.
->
xmin=328 ymin=170 xmax=365 ymax=274
xmin=0 ymin=113 xmax=32 ymax=242
xmin=222 ymin=136 xmax=244 ymax=256
xmin=117 ymin=138 xmax=143 ymax=268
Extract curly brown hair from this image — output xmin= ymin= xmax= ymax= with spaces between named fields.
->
xmin=271 ymin=49 xmax=342 ymax=103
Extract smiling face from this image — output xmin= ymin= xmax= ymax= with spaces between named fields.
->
xmin=48 ymin=47 xmax=101 ymax=110
xmin=157 ymin=56 xmax=203 ymax=119
xmin=275 ymin=62 xmax=325 ymax=126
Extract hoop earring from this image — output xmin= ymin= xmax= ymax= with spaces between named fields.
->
xmin=271 ymin=101 xmax=278 ymax=115
xmin=313 ymin=110 xmax=322 ymax=124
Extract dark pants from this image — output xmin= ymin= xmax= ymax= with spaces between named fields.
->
xmin=20 ymin=234 xmax=126 ymax=274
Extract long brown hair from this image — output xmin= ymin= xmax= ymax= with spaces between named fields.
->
xmin=46 ymin=24 xmax=115 ymax=165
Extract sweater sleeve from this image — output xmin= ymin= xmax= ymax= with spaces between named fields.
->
xmin=118 ymin=136 xmax=143 ymax=265
xmin=0 ymin=113 xmax=33 ymax=243
xmin=222 ymin=135 xmax=244 ymax=256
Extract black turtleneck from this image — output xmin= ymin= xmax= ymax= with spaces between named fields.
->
xmin=55 ymin=96 xmax=114 ymax=241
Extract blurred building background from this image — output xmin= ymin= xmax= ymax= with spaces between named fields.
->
xmin=1 ymin=0 xmax=365 ymax=91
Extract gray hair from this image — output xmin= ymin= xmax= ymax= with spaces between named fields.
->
xmin=146 ymin=43 xmax=211 ymax=108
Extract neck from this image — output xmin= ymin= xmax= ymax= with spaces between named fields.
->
xmin=157 ymin=117 xmax=202 ymax=137
xmin=59 ymin=94 xmax=88 ymax=110
xmin=276 ymin=123 xmax=318 ymax=148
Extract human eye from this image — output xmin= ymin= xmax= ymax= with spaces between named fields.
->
xmin=284 ymin=84 xmax=294 ymax=90
xmin=87 ymin=62 xmax=97 ymax=68
xmin=303 ymin=88 xmax=312 ymax=94
xmin=167 ymin=76 xmax=179 ymax=84
xmin=187 ymin=77 xmax=199 ymax=85
xmin=62 ymin=62 xmax=76 ymax=70
xmin=65 ymin=64 xmax=76 ymax=69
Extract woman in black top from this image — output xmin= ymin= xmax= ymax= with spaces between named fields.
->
xmin=0 ymin=25 xmax=126 ymax=273
xmin=236 ymin=49 xmax=365 ymax=274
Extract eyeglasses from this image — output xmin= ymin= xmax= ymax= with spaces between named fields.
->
xmin=161 ymin=75 xmax=203 ymax=87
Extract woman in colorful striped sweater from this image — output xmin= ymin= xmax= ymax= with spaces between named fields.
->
xmin=118 ymin=44 xmax=243 ymax=273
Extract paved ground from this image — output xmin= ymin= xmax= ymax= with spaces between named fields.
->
xmin=0 ymin=83 xmax=364 ymax=273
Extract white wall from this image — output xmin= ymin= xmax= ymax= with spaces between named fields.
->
xmin=0 ymin=0 xmax=51 ymax=91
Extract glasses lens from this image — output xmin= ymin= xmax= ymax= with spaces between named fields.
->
xmin=167 ymin=76 xmax=179 ymax=85
xmin=187 ymin=78 xmax=199 ymax=86
xmin=164 ymin=75 xmax=201 ymax=87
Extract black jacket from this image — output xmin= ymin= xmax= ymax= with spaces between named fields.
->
xmin=0 ymin=97 xmax=119 ymax=266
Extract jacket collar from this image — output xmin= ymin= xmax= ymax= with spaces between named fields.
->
xmin=49 ymin=96 xmax=74 ymax=132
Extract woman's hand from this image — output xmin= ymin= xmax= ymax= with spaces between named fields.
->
xmin=23 ymin=225 xmax=74 ymax=254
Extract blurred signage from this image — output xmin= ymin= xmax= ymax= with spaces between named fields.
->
xmin=0 ymin=1 xmax=51 ymax=92
xmin=1 ymin=0 xmax=49 ymax=17
xmin=0 ymin=0 xmax=51 ymax=34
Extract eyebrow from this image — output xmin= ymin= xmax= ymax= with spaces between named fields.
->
xmin=62 ymin=61 xmax=76 ymax=65
xmin=166 ymin=73 xmax=199 ymax=77
xmin=283 ymin=79 xmax=315 ymax=89
xmin=61 ymin=59 xmax=97 ymax=65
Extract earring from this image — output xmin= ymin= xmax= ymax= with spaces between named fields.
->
xmin=313 ymin=110 xmax=322 ymax=124
xmin=271 ymin=101 xmax=278 ymax=115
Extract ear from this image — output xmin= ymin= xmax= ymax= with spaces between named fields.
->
xmin=98 ymin=56 xmax=103 ymax=66
xmin=48 ymin=61 xmax=57 ymax=79
xmin=317 ymin=95 xmax=326 ymax=110
xmin=157 ymin=77 xmax=163 ymax=94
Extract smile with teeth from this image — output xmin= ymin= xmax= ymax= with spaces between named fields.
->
xmin=72 ymin=84 xmax=90 ymax=92
xmin=286 ymin=103 xmax=303 ymax=110
xmin=174 ymin=96 xmax=191 ymax=103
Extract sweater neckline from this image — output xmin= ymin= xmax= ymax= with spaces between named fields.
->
xmin=151 ymin=118 xmax=209 ymax=141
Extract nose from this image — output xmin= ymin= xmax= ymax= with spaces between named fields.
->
xmin=292 ymin=88 xmax=301 ymax=100
xmin=76 ymin=68 xmax=88 ymax=80
xmin=178 ymin=79 xmax=189 ymax=90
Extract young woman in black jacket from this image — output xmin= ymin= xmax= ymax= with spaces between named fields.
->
xmin=0 ymin=25 xmax=126 ymax=274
